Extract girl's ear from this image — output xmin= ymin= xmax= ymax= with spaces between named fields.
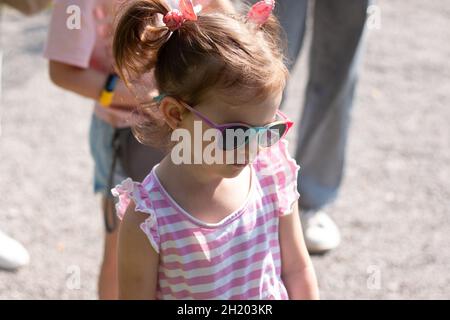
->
xmin=159 ymin=97 xmax=188 ymax=130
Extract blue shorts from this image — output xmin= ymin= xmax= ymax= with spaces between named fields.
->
xmin=89 ymin=113 xmax=127 ymax=198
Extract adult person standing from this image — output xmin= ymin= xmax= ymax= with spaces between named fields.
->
xmin=0 ymin=0 xmax=51 ymax=270
xmin=272 ymin=0 xmax=370 ymax=253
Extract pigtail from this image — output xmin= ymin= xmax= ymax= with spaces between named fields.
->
xmin=243 ymin=0 xmax=289 ymax=92
xmin=113 ymin=0 xmax=172 ymax=83
xmin=243 ymin=0 xmax=287 ymax=63
xmin=260 ymin=14 xmax=288 ymax=68
xmin=112 ymin=0 xmax=175 ymax=150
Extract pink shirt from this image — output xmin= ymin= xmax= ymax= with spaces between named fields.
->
xmin=112 ymin=139 xmax=301 ymax=300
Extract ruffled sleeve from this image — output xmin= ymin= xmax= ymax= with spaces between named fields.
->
xmin=111 ymin=178 xmax=160 ymax=253
xmin=254 ymin=139 xmax=300 ymax=217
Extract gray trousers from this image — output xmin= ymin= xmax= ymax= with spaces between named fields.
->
xmin=274 ymin=0 xmax=370 ymax=211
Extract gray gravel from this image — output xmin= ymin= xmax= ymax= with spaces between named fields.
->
xmin=0 ymin=0 xmax=449 ymax=299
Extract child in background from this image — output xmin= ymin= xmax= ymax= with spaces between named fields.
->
xmin=44 ymin=0 xmax=143 ymax=300
xmin=44 ymin=0 xmax=236 ymax=301
xmin=112 ymin=0 xmax=319 ymax=299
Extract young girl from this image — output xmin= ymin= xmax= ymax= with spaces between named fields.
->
xmin=45 ymin=0 xmax=233 ymax=299
xmin=112 ymin=0 xmax=319 ymax=299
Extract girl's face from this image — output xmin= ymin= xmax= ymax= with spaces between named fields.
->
xmin=172 ymin=89 xmax=284 ymax=179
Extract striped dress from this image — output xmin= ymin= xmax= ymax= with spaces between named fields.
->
xmin=112 ymin=139 xmax=300 ymax=300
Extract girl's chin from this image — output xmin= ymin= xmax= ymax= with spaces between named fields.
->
xmin=212 ymin=163 xmax=248 ymax=178
xmin=228 ymin=163 xmax=249 ymax=173
xmin=230 ymin=163 xmax=248 ymax=169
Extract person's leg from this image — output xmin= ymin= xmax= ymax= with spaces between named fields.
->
xmin=273 ymin=0 xmax=308 ymax=71
xmin=295 ymin=0 xmax=369 ymax=211
xmin=98 ymin=197 xmax=119 ymax=300
xmin=290 ymin=0 xmax=370 ymax=253
xmin=89 ymin=113 xmax=127 ymax=300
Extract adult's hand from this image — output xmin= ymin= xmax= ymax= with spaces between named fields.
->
xmin=0 ymin=0 xmax=51 ymax=16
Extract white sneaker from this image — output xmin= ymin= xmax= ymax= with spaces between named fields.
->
xmin=0 ymin=230 xmax=30 ymax=270
xmin=300 ymin=210 xmax=341 ymax=254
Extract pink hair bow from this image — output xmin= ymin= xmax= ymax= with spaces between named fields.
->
xmin=163 ymin=0 xmax=200 ymax=32
xmin=247 ymin=0 xmax=276 ymax=26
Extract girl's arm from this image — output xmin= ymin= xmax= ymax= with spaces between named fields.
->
xmin=118 ymin=202 xmax=159 ymax=300
xmin=49 ymin=61 xmax=138 ymax=108
xmin=279 ymin=202 xmax=320 ymax=300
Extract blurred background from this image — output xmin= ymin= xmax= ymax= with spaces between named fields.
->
xmin=0 ymin=0 xmax=449 ymax=299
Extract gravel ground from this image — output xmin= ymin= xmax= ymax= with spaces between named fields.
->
xmin=0 ymin=0 xmax=449 ymax=299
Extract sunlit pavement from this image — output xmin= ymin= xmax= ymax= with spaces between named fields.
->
xmin=0 ymin=1 xmax=449 ymax=299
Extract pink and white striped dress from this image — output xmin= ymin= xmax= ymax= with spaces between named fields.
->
xmin=112 ymin=139 xmax=300 ymax=300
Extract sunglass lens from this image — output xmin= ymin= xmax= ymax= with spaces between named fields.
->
xmin=259 ymin=123 xmax=287 ymax=148
xmin=217 ymin=126 xmax=252 ymax=150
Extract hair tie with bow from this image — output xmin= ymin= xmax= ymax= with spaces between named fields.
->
xmin=247 ymin=0 xmax=276 ymax=26
xmin=162 ymin=0 xmax=276 ymax=32
xmin=163 ymin=0 xmax=201 ymax=32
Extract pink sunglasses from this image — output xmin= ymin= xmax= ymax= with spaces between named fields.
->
xmin=176 ymin=99 xmax=294 ymax=151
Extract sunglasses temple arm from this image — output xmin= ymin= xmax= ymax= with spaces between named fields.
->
xmin=276 ymin=109 xmax=290 ymax=120
xmin=180 ymin=101 xmax=222 ymax=130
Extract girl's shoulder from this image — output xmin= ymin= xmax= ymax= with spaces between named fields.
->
xmin=111 ymin=170 xmax=162 ymax=253
xmin=111 ymin=171 xmax=158 ymax=220
xmin=252 ymin=139 xmax=301 ymax=216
